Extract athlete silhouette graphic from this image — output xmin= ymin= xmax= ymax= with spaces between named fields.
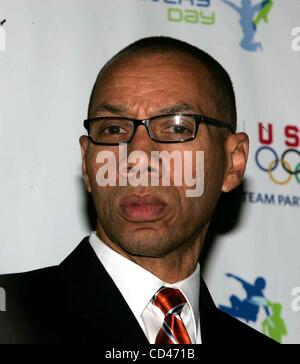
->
xmin=219 ymin=273 xmax=270 ymax=322
xmin=222 ymin=0 xmax=273 ymax=51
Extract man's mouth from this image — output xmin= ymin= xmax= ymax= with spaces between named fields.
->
xmin=119 ymin=194 xmax=167 ymax=222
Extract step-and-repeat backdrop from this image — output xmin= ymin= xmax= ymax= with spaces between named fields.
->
xmin=0 ymin=0 xmax=299 ymax=343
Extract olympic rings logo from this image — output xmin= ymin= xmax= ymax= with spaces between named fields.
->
xmin=255 ymin=147 xmax=300 ymax=185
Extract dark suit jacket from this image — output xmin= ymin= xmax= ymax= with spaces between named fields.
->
xmin=0 ymin=237 xmax=275 ymax=344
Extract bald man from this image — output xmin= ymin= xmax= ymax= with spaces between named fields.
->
xmin=0 ymin=37 xmax=275 ymax=344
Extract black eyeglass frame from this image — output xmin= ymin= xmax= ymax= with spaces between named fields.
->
xmin=83 ymin=113 xmax=236 ymax=145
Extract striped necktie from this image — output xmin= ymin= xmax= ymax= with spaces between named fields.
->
xmin=152 ymin=286 xmax=192 ymax=344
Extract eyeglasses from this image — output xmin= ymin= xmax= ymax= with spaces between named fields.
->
xmin=83 ymin=113 xmax=235 ymax=145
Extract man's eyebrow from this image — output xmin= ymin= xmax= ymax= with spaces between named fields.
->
xmin=95 ymin=103 xmax=127 ymax=114
xmin=95 ymin=102 xmax=196 ymax=115
xmin=158 ymin=103 xmax=196 ymax=114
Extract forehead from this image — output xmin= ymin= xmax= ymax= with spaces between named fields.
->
xmin=91 ymin=52 xmax=216 ymax=116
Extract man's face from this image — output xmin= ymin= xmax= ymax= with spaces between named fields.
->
xmin=80 ymin=52 xmax=241 ymax=258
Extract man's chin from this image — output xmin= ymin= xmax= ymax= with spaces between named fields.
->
xmin=112 ymin=234 xmax=179 ymax=259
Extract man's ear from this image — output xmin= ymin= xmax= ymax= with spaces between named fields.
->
xmin=222 ymin=132 xmax=249 ymax=193
xmin=79 ymin=135 xmax=92 ymax=193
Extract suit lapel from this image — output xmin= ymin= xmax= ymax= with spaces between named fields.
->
xmin=58 ymin=237 xmax=149 ymax=344
xmin=199 ymin=277 xmax=222 ymax=344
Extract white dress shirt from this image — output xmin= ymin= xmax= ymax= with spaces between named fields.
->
xmin=89 ymin=232 xmax=202 ymax=344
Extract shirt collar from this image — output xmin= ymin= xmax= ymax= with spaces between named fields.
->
xmin=89 ymin=231 xmax=200 ymax=323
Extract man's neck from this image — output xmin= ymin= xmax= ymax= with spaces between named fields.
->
xmin=95 ymin=225 xmax=208 ymax=283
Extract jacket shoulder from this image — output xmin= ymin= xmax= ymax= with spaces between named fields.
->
xmin=215 ymin=307 xmax=277 ymax=344
xmin=0 ymin=266 xmax=59 ymax=293
xmin=0 ymin=266 xmax=61 ymax=343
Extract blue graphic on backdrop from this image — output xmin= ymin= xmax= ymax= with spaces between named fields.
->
xmin=222 ymin=0 xmax=274 ymax=51
xmin=219 ymin=273 xmax=270 ymax=322
xmin=219 ymin=273 xmax=288 ymax=343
